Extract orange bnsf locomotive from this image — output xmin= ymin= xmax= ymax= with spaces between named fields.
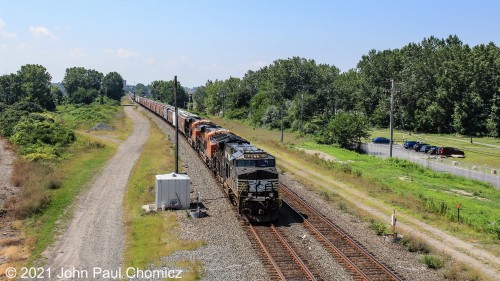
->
xmin=131 ymin=94 xmax=281 ymax=222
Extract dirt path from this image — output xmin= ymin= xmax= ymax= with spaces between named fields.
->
xmin=271 ymin=149 xmax=500 ymax=280
xmin=0 ymin=138 xmax=17 ymax=208
xmin=43 ymin=106 xmax=149 ymax=277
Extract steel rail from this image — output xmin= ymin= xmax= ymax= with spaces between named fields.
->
xmin=280 ymin=183 xmax=404 ymax=281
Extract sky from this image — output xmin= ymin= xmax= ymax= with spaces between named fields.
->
xmin=1 ymin=0 xmax=499 ymax=87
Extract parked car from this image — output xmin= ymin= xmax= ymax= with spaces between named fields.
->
xmin=423 ymin=145 xmax=437 ymax=153
xmin=403 ymin=140 xmax=418 ymax=149
xmin=437 ymin=147 xmax=465 ymax=156
xmin=427 ymin=146 xmax=440 ymax=155
xmin=373 ymin=137 xmax=390 ymax=144
xmin=419 ymin=145 xmax=432 ymax=153
xmin=413 ymin=143 xmax=428 ymax=151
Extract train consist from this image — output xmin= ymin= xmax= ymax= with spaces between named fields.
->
xmin=131 ymin=94 xmax=281 ymax=222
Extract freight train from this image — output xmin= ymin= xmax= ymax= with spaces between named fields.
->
xmin=131 ymin=94 xmax=281 ymax=222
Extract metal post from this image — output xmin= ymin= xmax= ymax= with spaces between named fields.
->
xmin=174 ymin=76 xmax=179 ymax=174
xmin=389 ymin=79 xmax=394 ymax=158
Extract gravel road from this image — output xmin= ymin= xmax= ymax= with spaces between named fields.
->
xmin=43 ymin=106 xmax=150 ymax=279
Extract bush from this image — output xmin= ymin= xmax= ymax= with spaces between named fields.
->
xmin=0 ymin=108 xmax=26 ymax=137
xmin=12 ymin=101 xmax=44 ymax=113
xmin=10 ymin=118 xmax=75 ymax=159
xmin=370 ymin=221 xmax=387 ymax=235
xmin=420 ymin=254 xmax=444 ymax=269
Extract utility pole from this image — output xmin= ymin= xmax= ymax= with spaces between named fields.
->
xmin=300 ymin=91 xmax=304 ymax=132
xmin=389 ymin=79 xmax=395 ymax=158
xmin=280 ymin=106 xmax=284 ymax=144
xmin=174 ymin=76 xmax=179 ymax=174
xmin=222 ymin=92 xmax=225 ymax=118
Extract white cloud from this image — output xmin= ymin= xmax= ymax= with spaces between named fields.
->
xmin=69 ymin=48 xmax=87 ymax=58
xmin=144 ymin=57 xmax=156 ymax=65
xmin=0 ymin=18 xmax=17 ymax=39
xmin=105 ymin=48 xmax=140 ymax=59
xmin=29 ymin=26 xmax=57 ymax=40
xmin=240 ymin=60 xmax=268 ymax=70
xmin=116 ymin=48 xmax=139 ymax=59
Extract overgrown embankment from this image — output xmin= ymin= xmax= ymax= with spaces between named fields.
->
xmin=0 ymin=100 xmax=126 ymax=270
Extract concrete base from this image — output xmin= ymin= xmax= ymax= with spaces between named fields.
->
xmin=190 ymin=208 xmax=207 ymax=218
xmin=384 ymin=233 xmax=403 ymax=243
xmin=141 ymin=204 xmax=157 ymax=213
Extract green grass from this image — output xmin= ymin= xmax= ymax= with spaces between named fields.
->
xmin=370 ymin=128 xmax=500 ymax=168
xmin=298 ymin=141 xmax=500 ymax=240
xmin=55 ymin=104 xmax=120 ymax=130
xmin=124 ymin=108 xmax=203 ymax=276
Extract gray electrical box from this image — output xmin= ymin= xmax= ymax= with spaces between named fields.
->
xmin=155 ymin=173 xmax=190 ymax=210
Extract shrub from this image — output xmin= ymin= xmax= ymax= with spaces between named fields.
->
xmin=420 ymin=254 xmax=444 ymax=269
xmin=370 ymin=221 xmax=387 ymax=235
xmin=12 ymin=101 xmax=44 ymax=113
xmin=0 ymin=109 xmax=26 ymax=137
xmin=10 ymin=118 xmax=75 ymax=159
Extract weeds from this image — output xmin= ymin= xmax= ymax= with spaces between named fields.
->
xmin=370 ymin=221 xmax=387 ymax=236
xmin=6 ymin=159 xmax=60 ymax=218
xmin=442 ymin=262 xmax=484 ymax=281
xmin=400 ymin=235 xmax=430 ymax=253
xmin=420 ymin=254 xmax=444 ymax=269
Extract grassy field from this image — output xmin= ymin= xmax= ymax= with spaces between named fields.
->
xmin=208 ymin=116 xmax=500 ymax=254
xmin=123 ymin=106 xmax=203 ymax=280
xmin=370 ymin=129 xmax=500 ymax=168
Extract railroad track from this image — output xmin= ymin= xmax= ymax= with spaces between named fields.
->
xmin=242 ymin=221 xmax=320 ymax=281
xmin=280 ymin=183 xmax=405 ymax=281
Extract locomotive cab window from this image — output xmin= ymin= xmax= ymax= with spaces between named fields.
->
xmin=236 ymin=160 xmax=255 ymax=167
xmin=256 ymin=159 xmax=275 ymax=167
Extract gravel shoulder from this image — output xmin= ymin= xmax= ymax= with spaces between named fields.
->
xmin=43 ymin=106 xmax=150 ymax=275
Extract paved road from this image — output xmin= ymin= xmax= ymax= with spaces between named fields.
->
xmin=43 ymin=106 xmax=150 ymax=279
xmin=361 ymin=143 xmax=500 ymax=188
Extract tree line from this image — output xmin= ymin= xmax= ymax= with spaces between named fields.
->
xmin=0 ymin=65 xmax=125 ymax=109
xmin=187 ymin=35 xmax=499 ymax=143
xmin=0 ymin=64 xmax=125 ymax=159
